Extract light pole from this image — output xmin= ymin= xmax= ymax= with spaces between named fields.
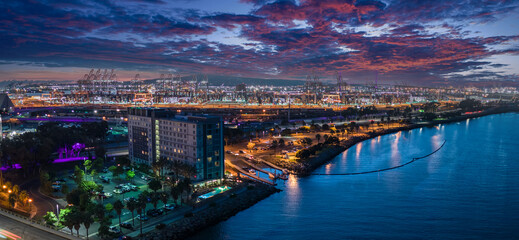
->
xmin=56 ymin=204 xmax=60 ymax=222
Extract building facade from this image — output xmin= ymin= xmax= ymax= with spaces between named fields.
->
xmin=128 ymin=108 xmax=224 ymax=181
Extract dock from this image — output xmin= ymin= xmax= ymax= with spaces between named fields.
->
xmin=225 ymin=160 xmax=276 ymax=185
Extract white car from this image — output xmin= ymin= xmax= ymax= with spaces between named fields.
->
xmin=108 ymin=226 xmax=121 ymax=234
xmin=104 ymin=192 xmax=113 ymax=198
xmin=113 ymin=189 xmax=122 ymax=194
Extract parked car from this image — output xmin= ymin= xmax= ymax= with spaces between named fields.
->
xmin=163 ymin=204 xmax=175 ymax=211
xmin=239 ymin=150 xmax=245 ymax=154
xmin=108 ymin=226 xmax=121 ymax=234
xmin=99 ymin=176 xmax=110 ymax=183
xmin=113 ymin=189 xmax=122 ymax=194
xmin=51 ymin=185 xmax=61 ymax=191
xmin=146 ymin=209 xmax=162 ymax=217
xmin=124 ymin=197 xmax=136 ymax=203
xmin=120 ymin=222 xmax=133 ymax=230
xmin=136 ymin=215 xmax=149 ymax=221
xmin=104 ymin=192 xmax=113 ymax=198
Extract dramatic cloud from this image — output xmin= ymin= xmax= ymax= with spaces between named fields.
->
xmin=1 ymin=0 xmax=519 ymax=85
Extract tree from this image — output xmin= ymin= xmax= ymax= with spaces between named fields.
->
xmin=152 ymin=156 xmax=168 ymax=177
xmin=73 ymin=166 xmax=85 ymax=185
xmin=137 ymin=193 xmax=148 ymax=236
xmin=301 ymin=137 xmax=312 ymax=147
xmin=113 ymin=200 xmax=124 ymax=232
xmin=43 ymin=212 xmax=58 ymax=226
xmin=148 ymin=179 xmax=162 ymax=193
xmin=105 ymin=203 xmax=113 ymax=217
xmin=126 ymin=198 xmax=138 ymax=226
xmin=82 ymin=212 xmax=94 ymax=240
xmin=315 ymin=134 xmax=321 ymax=143
xmin=278 ymin=139 xmax=285 ymax=148
xmin=8 ymin=193 xmax=16 ymax=209
xmin=170 ymin=185 xmax=180 ymax=205
xmin=108 ymin=166 xmax=117 ymax=178
xmin=83 ymin=159 xmax=92 ymax=180
xmin=72 ymin=210 xmax=82 ymax=237
xmin=280 ymin=128 xmax=292 ymax=136
xmin=323 ymin=134 xmax=329 ymax=142
xmin=459 ymin=98 xmax=482 ymax=111
xmin=247 ymin=142 xmax=255 ymax=151
xmin=126 ymin=170 xmax=135 ymax=183
xmin=92 ymin=203 xmax=105 ymax=221
xmin=66 ymin=189 xmax=83 ymax=206
xmin=160 ymin=192 xmax=169 ymax=206
xmin=322 ymin=124 xmax=330 ymax=131
xmin=150 ymin=193 xmax=160 ymax=210
xmin=296 ymin=149 xmax=311 ymax=160
xmin=18 ymin=190 xmax=28 ymax=206
xmin=108 ymin=165 xmax=125 ymax=179
xmin=12 ymin=185 xmax=19 ymax=196
xmin=61 ymin=208 xmax=75 ymax=235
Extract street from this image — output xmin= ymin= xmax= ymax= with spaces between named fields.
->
xmin=0 ymin=214 xmax=68 ymax=240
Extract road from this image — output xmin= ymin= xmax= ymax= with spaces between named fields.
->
xmin=20 ymin=179 xmax=62 ymax=218
xmin=0 ymin=214 xmax=68 ymax=240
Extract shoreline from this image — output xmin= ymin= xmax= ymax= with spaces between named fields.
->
xmin=141 ymin=105 xmax=518 ymax=240
xmin=299 ymin=105 xmax=519 ymax=175
xmin=142 ymin=183 xmax=280 ymax=240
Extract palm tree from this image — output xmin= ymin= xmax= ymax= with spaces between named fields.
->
xmin=148 ymin=179 xmax=162 ymax=193
xmin=18 ymin=190 xmax=28 ymax=207
xmin=82 ymin=212 xmax=94 ymax=240
xmin=150 ymin=193 xmax=160 ymax=210
xmin=73 ymin=211 xmax=83 ymax=237
xmin=315 ymin=134 xmax=321 ymax=143
xmin=181 ymin=178 xmax=192 ymax=203
xmin=92 ymin=203 xmax=105 ymax=221
xmin=152 ymin=156 xmax=168 ymax=178
xmin=113 ymin=200 xmax=124 ymax=232
xmin=126 ymin=198 xmax=138 ymax=226
xmin=62 ymin=211 xmax=75 ymax=235
xmin=8 ymin=193 xmax=16 ymax=209
xmin=160 ymin=192 xmax=169 ymax=207
xmin=137 ymin=194 xmax=147 ymax=236
xmin=170 ymin=185 xmax=180 ymax=205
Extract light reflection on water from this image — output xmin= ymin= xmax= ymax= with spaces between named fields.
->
xmin=190 ymin=113 xmax=519 ymax=240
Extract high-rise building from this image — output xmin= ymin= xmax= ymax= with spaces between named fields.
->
xmin=128 ymin=108 xmax=224 ymax=181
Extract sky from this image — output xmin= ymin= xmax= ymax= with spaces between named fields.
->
xmin=1 ymin=0 xmax=519 ymax=86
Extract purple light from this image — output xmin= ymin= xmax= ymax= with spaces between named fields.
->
xmin=0 ymin=164 xmax=21 ymax=171
xmin=16 ymin=117 xmax=102 ymax=123
xmin=53 ymin=156 xmax=95 ymax=163
xmin=1 ymin=156 xmax=96 ymax=170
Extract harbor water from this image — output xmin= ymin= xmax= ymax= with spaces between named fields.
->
xmin=190 ymin=113 xmax=519 ymax=240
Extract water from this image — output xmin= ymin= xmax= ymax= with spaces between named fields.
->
xmin=190 ymin=113 xmax=519 ymax=240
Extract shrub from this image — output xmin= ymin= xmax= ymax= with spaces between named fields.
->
xmin=155 ymin=223 xmax=166 ymax=230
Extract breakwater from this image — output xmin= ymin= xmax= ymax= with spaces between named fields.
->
xmin=312 ymin=140 xmax=446 ymax=175
xmin=298 ymin=105 xmax=519 ymax=176
xmin=142 ymin=183 xmax=280 ymax=240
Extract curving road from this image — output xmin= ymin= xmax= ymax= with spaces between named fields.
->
xmin=21 ymin=179 xmax=62 ymax=218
